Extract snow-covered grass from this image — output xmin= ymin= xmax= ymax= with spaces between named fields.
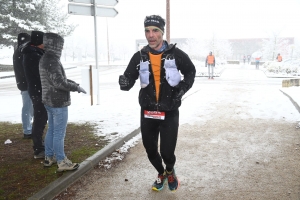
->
xmin=262 ymin=59 xmax=300 ymax=77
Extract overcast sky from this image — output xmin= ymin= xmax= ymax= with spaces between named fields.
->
xmin=65 ymin=0 xmax=300 ymax=41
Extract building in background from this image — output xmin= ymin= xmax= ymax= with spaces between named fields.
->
xmin=136 ymin=37 xmax=295 ymax=62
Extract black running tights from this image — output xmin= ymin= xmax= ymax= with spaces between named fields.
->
xmin=140 ymin=109 xmax=179 ymax=174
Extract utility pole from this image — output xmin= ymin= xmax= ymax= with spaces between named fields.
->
xmin=166 ymin=0 xmax=170 ymax=43
xmin=106 ymin=18 xmax=110 ymax=65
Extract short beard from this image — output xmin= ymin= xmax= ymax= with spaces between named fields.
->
xmin=149 ymin=43 xmax=160 ymax=50
xmin=149 ymin=40 xmax=163 ymax=50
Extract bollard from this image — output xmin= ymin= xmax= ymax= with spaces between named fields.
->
xmin=89 ymin=65 xmax=93 ymax=106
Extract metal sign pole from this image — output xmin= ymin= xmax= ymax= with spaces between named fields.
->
xmin=106 ymin=18 xmax=110 ymax=65
xmin=89 ymin=65 xmax=93 ymax=105
xmin=93 ymin=0 xmax=100 ymax=105
xmin=68 ymin=0 xmax=118 ymax=106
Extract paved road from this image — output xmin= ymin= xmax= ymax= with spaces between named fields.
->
xmin=54 ymin=66 xmax=300 ymax=200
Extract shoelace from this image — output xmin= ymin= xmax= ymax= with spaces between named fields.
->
xmin=64 ymin=159 xmax=73 ymax=166
xmin=156 ymin=175 xmax=165 ymax=184
xmin=167 ymin=174 xmax=175 ymax=183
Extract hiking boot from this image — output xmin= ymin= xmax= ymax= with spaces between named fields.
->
xmin=44 ymin=156 xmax=57 ymax=167
xmin=34 ymin=150 xmax=45 ymax=159
xmin=152 ymin=172 xmax=167 ymax=191
xmin=23 ymin=134 xmax=32 ymax=139
xmin=57 ymin=157 xmax=79 ymax=172
xmin=166 ymin=169 xmax=179 ymax=191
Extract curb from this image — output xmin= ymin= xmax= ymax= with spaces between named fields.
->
xmin=28 ymin=127 xmax=141 ymax=200
xmin=279 ymin=89 xmax=300 ymax=114
xmin=0 ymin=67 xmax=77 ymax=79
xmin=0 ymin=75 xmax=15 ymax=79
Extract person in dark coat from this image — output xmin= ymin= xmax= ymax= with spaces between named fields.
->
xmin=39 ymin=32 xmax=86 ymax=172
xmin=13 ymin=33 xmax=33 ymax=139
xmin=119 ymin=15 xmax=196 ymax=192
xmin=21 ymin=31 xmax=47 ymax=159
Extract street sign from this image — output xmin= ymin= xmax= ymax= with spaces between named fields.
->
xmin=68 ymin=4 xmax=118 ymax=17
xmin=68 ymin=0 xmax=118 ymax=6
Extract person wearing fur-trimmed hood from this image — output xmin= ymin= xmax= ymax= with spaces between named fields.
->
xmin=39 ymin=32 xmax=86 ymax=172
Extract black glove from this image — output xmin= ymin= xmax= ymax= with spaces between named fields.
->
xmin=67 ymin=79 xmax=79 ymax=86
xmin=119 ymin=75 xmax=130 ymax=87
xmin=175 ymin=89 xmax=185 ymax=101
xmin=77 ymin=86 xmax=87 ymax=94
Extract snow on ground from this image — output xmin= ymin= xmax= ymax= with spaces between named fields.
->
xmin=1 ymin=52 xmax=300 ymax=156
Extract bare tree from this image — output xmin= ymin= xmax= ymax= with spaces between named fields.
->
xmin=262 ymin=32 xmax=290 ymax=61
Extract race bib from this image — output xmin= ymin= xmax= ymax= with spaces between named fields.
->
xmin=144 ymin=110 xmax=165 ymax=120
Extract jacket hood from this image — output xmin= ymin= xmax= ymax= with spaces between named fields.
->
xmin=17 ymin=33 xmax=30 ymax=47
xmin=43 ymin=33 xmax=64 ymax=58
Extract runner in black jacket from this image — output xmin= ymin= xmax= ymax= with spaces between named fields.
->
xmin=119 ymin=15 xmax=196 ymax=192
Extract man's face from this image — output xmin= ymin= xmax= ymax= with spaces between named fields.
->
xmin=37 ymin=44 xmax=44 ymax=49
xmin=145 ymin=26 xmax=163 ymax=51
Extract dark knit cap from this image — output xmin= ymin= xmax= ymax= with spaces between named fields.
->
xmin=30 ymin=31 xmax=44 ymax=46
xmin=17 ymin=33 xmax=30 ymax=46
xmin=144 ymin=15 xmax=165 ymax=33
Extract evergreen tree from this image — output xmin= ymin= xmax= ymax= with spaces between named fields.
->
xmin=41 ymin=0 xmax=75 ymax=37
xmin=0 ymin=0 xmax=75 ymax=48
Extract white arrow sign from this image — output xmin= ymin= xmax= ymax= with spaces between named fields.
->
xmin=68 ymin=0 xmax=118 ymax=6
xmin=68 ymin=4 xmax=118 ymax=17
